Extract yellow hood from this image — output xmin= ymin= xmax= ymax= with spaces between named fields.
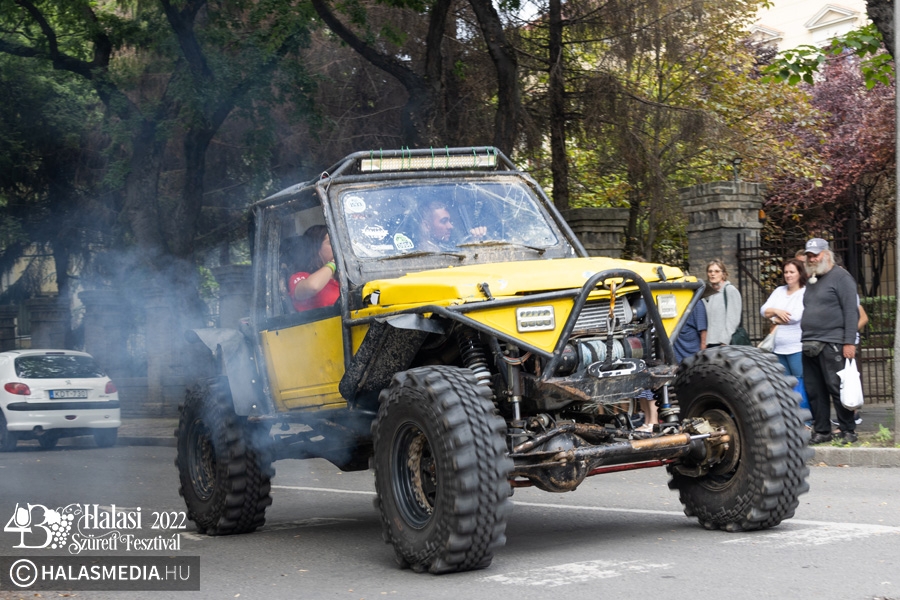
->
xmin=363 ymin=257 xmax=686 ymax=307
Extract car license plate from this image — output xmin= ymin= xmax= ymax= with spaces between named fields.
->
xmin=49 ymin=389 xmax=88 ymax=399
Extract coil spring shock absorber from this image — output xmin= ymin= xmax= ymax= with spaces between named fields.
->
xmin=457 ymin=328 xmax=492 ymax=386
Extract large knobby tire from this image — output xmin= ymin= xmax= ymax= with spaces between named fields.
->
xmin=372 ymin=366 xmax=513 ymax=574
xmin=669 ymin=346 xmax=812 ymax=532
xmin=0 ymin=413 xmax=17 ymax=452
xmin=175 ymin=377 xmax=274 ymax=535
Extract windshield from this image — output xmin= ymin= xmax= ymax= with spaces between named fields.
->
xmin=339 ymin=180 xmax=561 ymax=259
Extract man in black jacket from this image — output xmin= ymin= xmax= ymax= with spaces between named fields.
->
xmin=801 ymin=238 xmax=860 ymax=445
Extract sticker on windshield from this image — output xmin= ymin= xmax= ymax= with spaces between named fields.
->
xmin=362 ymin=225 xmax=388 ymax=240
xmin=344 ymin=196 xmax=366 ymax=213
xmin=393 ymin=233 xmax=414 ymax=251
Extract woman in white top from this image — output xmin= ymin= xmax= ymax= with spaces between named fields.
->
xmin=760 ymin=258 xmax=807 ymax=403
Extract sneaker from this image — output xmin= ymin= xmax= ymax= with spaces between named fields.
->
xmin=837 ymin=431 xmax=858 ymax=444
xmin=854 ymin=411 xmax=862 ymax=425
xmin=809 ymin=432 xmax=833 ymax=445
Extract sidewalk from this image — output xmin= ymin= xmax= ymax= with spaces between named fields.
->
xmin=110 ymin=404 xmax=900 ymax=468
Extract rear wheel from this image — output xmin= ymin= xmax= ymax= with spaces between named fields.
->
xmin=0 ymin=414 xmax=18 ymax=452
xmin=372 ymin=366 xmax=512 ymax=574
xmin=669 ymin=346 xmax=811 ymax=531
xmin=175 ymin=377 xmax=274 ymax=535
xmin=93 ymin=428 xmax=118 ymax=448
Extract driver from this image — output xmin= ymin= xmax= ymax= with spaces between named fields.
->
xmin=418 ymin=199 xmax=486 ymax=251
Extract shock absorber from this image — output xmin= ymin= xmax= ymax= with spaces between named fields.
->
xmin=658 ymin=384 xmax=680 ymax=424
xmin=457 ymin=328 xmax=492 ymax=386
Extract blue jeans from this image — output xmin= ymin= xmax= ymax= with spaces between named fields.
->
xmin=777 ymin=352 xmax=809 ymax=410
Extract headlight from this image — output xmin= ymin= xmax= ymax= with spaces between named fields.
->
xmin=516 ymin=306 xmax=555 ymax=332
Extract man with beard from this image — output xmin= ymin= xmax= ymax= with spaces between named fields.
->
xmin=801 ymin=238 xmax=860 ymax=444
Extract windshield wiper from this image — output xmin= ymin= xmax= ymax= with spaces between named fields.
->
xmin=380 ymin=250 xmax=465 ymax=261
xmin=455 ymin=240 xmax=547 ymax=255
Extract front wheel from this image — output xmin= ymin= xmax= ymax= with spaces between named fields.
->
xmin=669 ymin=346 xmax=811 ymax=531
xmin=175 ymin=377 xmax=274 ymax=535
xmin=372 ymin=366 xmax=512 ymax=574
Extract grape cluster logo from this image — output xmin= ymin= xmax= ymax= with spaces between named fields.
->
xmin=4 ymin=504 xmax=81 ymax=549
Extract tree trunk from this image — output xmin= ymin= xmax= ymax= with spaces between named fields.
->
xmin=548 ymin=0 xmax=569 ymax=210
xmin=867 ymin=0 xmax=894 ymax=57
xmin=468 ymin=0 xmax=520 ymax=156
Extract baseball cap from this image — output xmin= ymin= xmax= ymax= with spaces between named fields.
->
xmin=805 ymin=238 xmax=829 ymax=255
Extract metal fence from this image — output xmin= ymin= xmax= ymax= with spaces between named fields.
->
xmin=736 ymin=229 xmax=896 ymax=404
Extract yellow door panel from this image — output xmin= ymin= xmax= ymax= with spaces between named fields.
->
xmin=260 ymin=316 xmax=347 ymax=411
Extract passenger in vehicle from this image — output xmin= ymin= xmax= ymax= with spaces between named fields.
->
xmin=288 ymin=225 xmax=340 ymax=311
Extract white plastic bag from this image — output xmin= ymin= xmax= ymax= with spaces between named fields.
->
xmin=757 ymin=329 xmax=776 ymax=352
xmin=837 ymin=358 xmax=864 ymax=410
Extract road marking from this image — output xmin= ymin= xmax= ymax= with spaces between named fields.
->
xmin=511 ymin=499 xmax=680 ymax=517
xmin=482 ymin=560 xmax=673 ymax=587
xmin=273 ymin=485 xmax=375 ymax=496
xmin=721 ymin=520 xmax=900 ymax=547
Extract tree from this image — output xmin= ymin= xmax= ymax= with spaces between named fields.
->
xmin=517 ymin=0 xmax=822 ymax=260
xmin=0 ymin=0 xmax=317 ymax=339
xmin=762 ymin=24 xmax=893 ymax=89
xmin=764 ymin=52 xmax=895 ymax=270
xmin=309 ymin=0 xmax=520 ymax=154
xmin=0 ymin=55 xmax=107 ymax=342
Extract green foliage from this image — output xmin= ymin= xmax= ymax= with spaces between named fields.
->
xmin=197 ymin=265 xmax=219 ymax=302
xmin=860 ymin=296 xmax=896 ymax=349
xmin=762 ymin=24 xmax=894 ymax=89
xmin=872 ymin=424 xmax=893 ymax=444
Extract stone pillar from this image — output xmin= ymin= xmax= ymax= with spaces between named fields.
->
xmin=679 ymin=181 xmax=766 ymax=278
xmin=143 ymin=285 xmax=184 ymax=417
xmin=0 ymin=305 xmax=18 ymax=351
xmin=560 ymin=208 xmax=630 ymax=257
xmin=80 ymin=290 xmax=130 ymax=378
xmin=26 ymin=296 xmax=68 ymax=349
xmin=212 ymin=264 xmax=252 ymax=329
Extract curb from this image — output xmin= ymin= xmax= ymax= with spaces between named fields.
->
xmin=811 ymin=446 xmax=900 ymax=468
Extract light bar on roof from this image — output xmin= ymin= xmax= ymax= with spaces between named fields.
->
xmin=360 ymin=150 xmax=498 ymax=172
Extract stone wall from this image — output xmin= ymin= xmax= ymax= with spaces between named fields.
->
xmin=560 ymin=208 xmax=629 ymax=257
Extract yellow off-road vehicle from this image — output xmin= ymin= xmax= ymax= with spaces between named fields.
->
xmin=175 ymin=147 xmax=811 ymax=574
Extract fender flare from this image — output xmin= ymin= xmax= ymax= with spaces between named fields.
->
xmin=185 ymin=328 xmax=267 ymax=416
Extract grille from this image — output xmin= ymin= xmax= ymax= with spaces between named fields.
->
xmin=573 ymin=299 xmax=630 ymax=334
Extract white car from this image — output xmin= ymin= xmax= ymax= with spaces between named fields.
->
xmin=0 ymin=349 xmax=121 ymax=451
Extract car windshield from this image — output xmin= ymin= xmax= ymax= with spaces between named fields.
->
xmin=340 ymin=180 xmax=560 ymax=259
xmin=15 ymin=355 xmax=106 ymax=379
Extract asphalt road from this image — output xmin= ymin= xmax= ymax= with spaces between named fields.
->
xmin=0 ymin=444 xmax=898 ymax=600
